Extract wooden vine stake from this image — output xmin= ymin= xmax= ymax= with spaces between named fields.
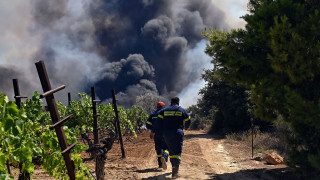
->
xmin=91 ymin=86 xmax=104 ymax=180
xmin=12 ymin=79 xmax=29 ymax=180
xmin=111 ymin=89 xmax=126 ymax=158
xmin=35 ymin=60 xmax=76 ymax=180
xmin=79 ymin=86 xmax=115 ymax=180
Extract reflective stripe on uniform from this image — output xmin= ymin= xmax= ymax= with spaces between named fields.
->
xmin=169 ymin=155 xmax=181 ymax=159
xmin=184 ymin=116 xmax=191 ymax=122
xmin=157 ymin=154 xmax=162 ymax=157
xmin=152 ymin=116 xmax=158 ymax=119
xmin=164 ymin=111 xmax=182 ymax=116
xmin=164 ymin=150 xmax=169 ymax=155
xmin=146 ymin=121 xmax=152 ymax=125
xmin=158 ymin=114 xmax=164 ymax=119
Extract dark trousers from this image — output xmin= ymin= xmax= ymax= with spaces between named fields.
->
xmin=154 ymin=133 xmax=168 ymax=167
xmin=163 ymin=129 xmax=184 ymax=167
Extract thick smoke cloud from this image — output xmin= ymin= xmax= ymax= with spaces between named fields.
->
xmin=97 ymin=54 xmax=156 ymax=98
xmin=0 ymin=0 xmax=247 ymax=107
xmin=88 ymin=0 xmax=229 ymax=105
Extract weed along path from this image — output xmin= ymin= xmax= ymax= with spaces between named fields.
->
xmin=99 ymin=130 xmax=296 ymax=180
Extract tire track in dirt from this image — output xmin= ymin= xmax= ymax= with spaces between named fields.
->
xmin=192 ymin=131 xmax=273 ymax=180
xmin=198 ymin=137 xmax=241 ymax=174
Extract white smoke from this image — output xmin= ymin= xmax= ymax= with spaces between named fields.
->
xmin=0 ymin=1 xmax=42 ymax=98
xmin=178 ymin=40 xmax=212 ymax=108
xmin=0 ymin=0 xmax=104 ymax=102
xmin=178 ymin=0 xmax=249 ymax=108
xmin=211 ymin=0 xmax=248 ymax=29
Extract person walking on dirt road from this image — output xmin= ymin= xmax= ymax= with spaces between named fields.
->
xmin=146 ymin=101 xmax=169 ymax=170
xmin=157 ymin=97 xmax=191 ymax=178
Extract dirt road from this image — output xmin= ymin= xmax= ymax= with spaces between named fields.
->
xmin=98 ymin=130 xmax=296 ymax=180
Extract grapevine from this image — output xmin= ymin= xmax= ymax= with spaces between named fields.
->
xmin=0 ymin=92 xmax=92 ymax=179
xmin=0 ymin=91 xmax=148 ymax=179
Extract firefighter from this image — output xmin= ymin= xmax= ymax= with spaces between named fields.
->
xmin=146 ymin=101 xmax=169 ymax=170
xmin=158 ymin=97 xmax=191 ymax=178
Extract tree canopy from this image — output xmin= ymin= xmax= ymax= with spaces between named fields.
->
xmin=203 ymin=0 xmax=320 ymax=179
xmin=197 ymin=69 xmax=252 ymax=133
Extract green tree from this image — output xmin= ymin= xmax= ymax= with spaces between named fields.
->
xmin=187 ymin=104 xmax=211 ymax=130
xmin=197 ymin=69 xmax=252 ymax=133
xmin=203 ymin=0 xmax=320 ymax=178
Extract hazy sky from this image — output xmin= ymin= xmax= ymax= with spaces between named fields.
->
xmin=0 ymin=0 xmax=249 ymax=108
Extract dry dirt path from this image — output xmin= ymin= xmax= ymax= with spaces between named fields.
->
xmin=101 ymin=130 xmax=296 ymax=180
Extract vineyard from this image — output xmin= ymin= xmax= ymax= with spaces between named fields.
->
xmin=2 ymin=0 xmax=320 ymax=179
xmin=0 ymin=61 xmax=148 ymax=179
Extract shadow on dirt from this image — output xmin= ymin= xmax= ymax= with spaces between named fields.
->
xmin=134 ymin=168 xmax=164 ymax=173
xmin=209 ymin=167 xmax=298 ymax=180
xmin=134 ymin=168 xmax=171 ymax=180
xmin=140 ymin=172 xmax=171 ymax=180
xmin=184 ymin=132 xmax=224 ymax=140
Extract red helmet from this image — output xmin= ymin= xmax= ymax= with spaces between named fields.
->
xmin=157 ymin=101 xmax=165 ymax=108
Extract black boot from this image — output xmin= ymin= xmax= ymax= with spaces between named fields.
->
xmin=157 ymin=157 xmax=162 ymax=168
xmin=172 ymin=166 xmax=179 ymax=178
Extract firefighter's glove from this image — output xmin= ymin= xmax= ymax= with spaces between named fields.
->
xmin=149 ymin=132 xmax=155 ymax=139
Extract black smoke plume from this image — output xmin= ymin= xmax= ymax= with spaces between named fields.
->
xmin=0 ymin=0 xmax=232 ymax=107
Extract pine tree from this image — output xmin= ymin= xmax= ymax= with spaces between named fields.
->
xmin=204 ymin=0 xmax=320 ymax=178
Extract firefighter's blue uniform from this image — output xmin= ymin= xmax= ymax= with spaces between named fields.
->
xmin=157 ymin=103 xmax=191 ymax=167
xmin=146 ymin=109 xmax=169 ymax=168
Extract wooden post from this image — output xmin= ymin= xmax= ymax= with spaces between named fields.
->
xmin=35 ymin=61 xmax=76 ymax=180
xmin=251 ymin=118 xmax=254 ymax=159
xmin=13 ymin=79 xmax=27 ymax=108
xmin=13 ymin=79 xmax=21 ymax=109
xmin=111 ymin=89 xmax=125 ymax=158
xmin=68 ymin=92 xmax=71 ymax=106
xmin=12 ymin=79 xmax=30 ymax=179
xmin=91 ymin=87 xmax=108 ymax=180
xmin=91 ymin=87 xmax=99 ymax=145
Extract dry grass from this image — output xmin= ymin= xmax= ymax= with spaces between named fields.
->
xmin=226 ymin=128 xmax=289 ymax=158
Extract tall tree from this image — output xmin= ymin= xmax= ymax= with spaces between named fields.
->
xmin=203 ymin=0 xmax=320 ymax=178
xmin=198 ymin=69 xmax=251 ymax=133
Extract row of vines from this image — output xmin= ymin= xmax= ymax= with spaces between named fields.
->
xmin=0 ymin=91 xmax=148 ymax=179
